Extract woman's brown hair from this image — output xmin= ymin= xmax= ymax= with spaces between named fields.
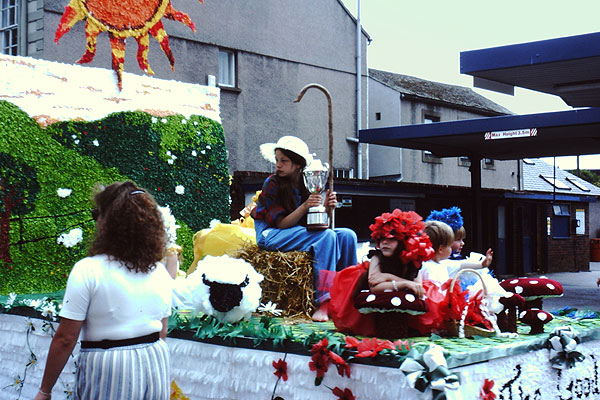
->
xmin=275 ymin=148 xmax=309 ymax=213
xmin=89 ymin=181 xmax=166 ymax=273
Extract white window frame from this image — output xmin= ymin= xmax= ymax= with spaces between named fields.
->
xmin=1 ymin=0 xmax=19 ymax=55
xmin=218 ymin=49 xmax=236 ymax=88
xmin=422 ymin=113 xmax=442 ymax=163
xmin=541 ymin=175 xmax=571 ymax=190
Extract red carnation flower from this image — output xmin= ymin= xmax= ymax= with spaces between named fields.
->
xmin=480 ymin=378 xmax=496 ymax=400
xmin=311 ymin=338 xmax=329 ymax=358
xmin=308 ymin=354 xmax=329 ymax=379
xmin=354 ymin=337 xmax=394 ymax=358
xmin=332 ymin=387 xmax=356 ymax=400
xmin=272 ymin=358 xmax=288 ymax=382
xmin=328 ymin=351 xmax=351 ymax=378
xmin=344 ymin=336 xmax=361 ymax=349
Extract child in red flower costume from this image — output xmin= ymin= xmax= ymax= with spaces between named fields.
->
xmin=329 ymin=209 xmax=435 ymax=337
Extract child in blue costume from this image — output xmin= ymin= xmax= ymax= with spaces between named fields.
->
xmin=252 ymin=136 xmax=358 ymax=321
xmin=426 ymin=207 xmax=493 ymax=271
xmin=425 ymin=207 xmax=509 ymax=316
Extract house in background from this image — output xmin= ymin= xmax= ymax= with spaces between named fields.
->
xmin=367 ymin=69 xmax=516 ymax=188
xmin=514 ymin=158 xmax=600 ymax=272
xmin=14 ymin=0 xmax=370 ymax=177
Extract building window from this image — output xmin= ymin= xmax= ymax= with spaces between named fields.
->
xmin=422 ymin=114 xmax=441 ymax=163
xmin=482 ymin=158 xmax=495 ymax=170
xmin=458 ymin=156 xmax=471 ymax=167
xmin=540 ymin=175 xmax=571 ymax=190
xmin=218 ymin=49 xmax=236 ymax=87
xmin=334 ymin=168 xmax=354 ymax=179
xmin=1 ymin=0 xmax=19 ymax=55
xmin=375 ymin=112 xmax=381 ymax=121
xmin=552 ymin=204 xmax=570 ymax=239
xmin=566 ymin=177 xmax=591 ymax=192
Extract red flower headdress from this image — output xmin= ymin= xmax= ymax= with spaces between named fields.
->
xmin=369 ymin=209 xmax=435 ymax=268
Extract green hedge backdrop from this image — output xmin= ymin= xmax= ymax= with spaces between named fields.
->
xmin=0 ymin=100 xmax=229 ymax=294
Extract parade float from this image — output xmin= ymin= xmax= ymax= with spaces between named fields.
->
xmin=2 ymin=3 xmax=600 ymax=400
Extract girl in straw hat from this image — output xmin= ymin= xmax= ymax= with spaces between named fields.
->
xmin=253 ymin=136 xmax=357 ymax=321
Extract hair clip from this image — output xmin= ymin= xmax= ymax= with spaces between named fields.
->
xmin=130 ymin=190 xmax=145 ymax=195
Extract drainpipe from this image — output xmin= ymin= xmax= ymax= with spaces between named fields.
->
xmin=355 ymin=0 xmax=362 ymax=179
xmin=364 ymin=53 xmax=369 ymax=180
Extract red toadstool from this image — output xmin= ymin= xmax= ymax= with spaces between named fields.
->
xmin=519 ymin=308 xmax=553 ymax=334
xmin=354 ymin=289 xmax=428 ymax=338
xmin=497 ymin=292 xmax=525 ymax=333
xmin=500 ymin=277 xmax=563 ymax=309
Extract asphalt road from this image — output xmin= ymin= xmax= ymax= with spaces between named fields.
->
xmin=535 ymin=262 xmax=600 ymax=312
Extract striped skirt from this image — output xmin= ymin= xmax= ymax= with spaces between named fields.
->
xmin=74 ymin=339 xmax=170 ymax=400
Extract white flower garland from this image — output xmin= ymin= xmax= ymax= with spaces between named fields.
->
xmin=158 ymin=205 xmax=180 ymax=247
xmin=56 ymin=228 xmax=83 ymax=248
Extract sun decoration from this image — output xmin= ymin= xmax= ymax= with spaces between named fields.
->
xmin=55 ymin=0 xmax=202 ymax=90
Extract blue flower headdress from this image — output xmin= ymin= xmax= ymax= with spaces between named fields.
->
xmin=426 ymin=206 xmax=463 ymax=232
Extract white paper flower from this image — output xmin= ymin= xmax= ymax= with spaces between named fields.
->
xmin=175 ymin=185 xmax=185 ymax=195
xmin=151 ymin=117 xmax=158 ymax=123
xmin=201 ymin=150 xmax=206 ymax=154
xmin=41 ymin=303 xmax=57 ymax=318
xmin=206 ymin=145 xmax=211 ymax=150
xmin=158 ymin=205 xmax=180 ymax=245
xmin=181 ymin=118 xmax=187 ymax=124
xmin=166 ymin=150 xmax=172 ymax=156
xmin=191 ymin=150 xmax=197 ymax=157
xmin=209 ymin=219 xmax=221 ymax=229
xmin=171 ymin=155 xmax=177 ymax=160
xmin=193 ymin=121 xmax=198 ymax=126
xmin=167 ymin=159 xmax=174 ymax=165
xmin=93 ymin=139 xmax=99 ymax=146
xmin=161 ymin=118 xmax=167 ymax=123
xmin=258 ymin=301 xmax=282 ymax=316
xmin=74 ymin=139 xmax=80 ymax=145
xmin=6 ymin=293 xmax=16 ymax=306
xmin=27 ymin=299 xmax=42 ymax=309
xmin=57 ymin=188 xmax=72 ymax=198
xmin=57 ymin=228 xmax=83 ymax=248
xmin=71 ymin=134 xmax=77 ymax=139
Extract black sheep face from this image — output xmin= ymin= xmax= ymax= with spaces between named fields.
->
xmin=202 ymin=274 xmax=249 ymax=313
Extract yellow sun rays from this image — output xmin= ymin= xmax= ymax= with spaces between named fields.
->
xmin=55 ymin=0 xmax=202 ymax=90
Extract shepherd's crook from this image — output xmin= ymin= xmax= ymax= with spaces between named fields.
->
xmin=294 ymin=83 xmax=334 ymax=228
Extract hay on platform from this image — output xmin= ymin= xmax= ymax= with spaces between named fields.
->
xmin=235 ymin=244 xmax=314 ymax=318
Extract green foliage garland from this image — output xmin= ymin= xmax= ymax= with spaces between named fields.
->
xmin=46 ymin=112 xmax=230 ymax=231
xmin=0 ymin=101 xmax=227 ymax=294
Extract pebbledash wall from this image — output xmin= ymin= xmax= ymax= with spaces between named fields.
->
xmin=39 ymin=0 xmax=369 ymax=176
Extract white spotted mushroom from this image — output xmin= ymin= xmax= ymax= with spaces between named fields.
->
xmin=497 ymin=292 xmax=526 ymax=333
xmin=519 ymin=308 xmax=553 ymax=334
xmin=354 ymin=289 xmax=428 ymax=338
xmin=500 ymin=277 xmax=563 ymax=309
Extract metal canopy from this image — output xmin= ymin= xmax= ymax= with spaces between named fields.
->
xmin=359 ymin=107 xmax=600 ymax=160
xmin=460 ymin=32 xmax=600 ymax=108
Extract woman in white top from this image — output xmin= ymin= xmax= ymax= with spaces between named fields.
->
xmin=35 ymin=181 xmax=173 ymax=400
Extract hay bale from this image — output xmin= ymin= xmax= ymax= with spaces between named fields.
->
xmin=235 ymin=244 xmax=313 ymax=318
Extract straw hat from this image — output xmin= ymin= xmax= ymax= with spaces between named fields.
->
xmin=260 ymin=136 xmax=313 ymax=166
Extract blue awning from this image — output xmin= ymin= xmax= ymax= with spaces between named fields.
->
xmin=460 ymin=32 xmax=600 ymax=107
xmin=359 ymin=107 xmax=600 ymax=160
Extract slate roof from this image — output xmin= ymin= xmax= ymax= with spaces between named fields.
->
xmin=522 ymin=158 xmax=600 ymax=196
xmin=369 ymin=68 xmax=513 ymax=116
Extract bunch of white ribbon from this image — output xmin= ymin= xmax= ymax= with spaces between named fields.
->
xmin=400 ymin=344 xmax=460 ymax=400
xmin=547 ymin=326 xmax=585 ymax=370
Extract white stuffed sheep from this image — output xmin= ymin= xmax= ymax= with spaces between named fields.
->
xmin=173 ymin=255 xmax=264 ymax=323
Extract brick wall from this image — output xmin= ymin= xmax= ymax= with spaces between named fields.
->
xmin=546 ymin=203 xmax=590 ymax=272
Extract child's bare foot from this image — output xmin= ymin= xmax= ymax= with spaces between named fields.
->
xmin=311 ymin=301 xmax=330 ymax=322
